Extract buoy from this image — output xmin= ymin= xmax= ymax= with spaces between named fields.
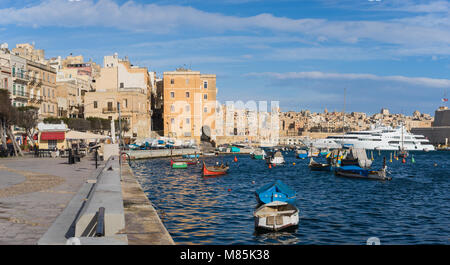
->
xmin=411 ymin=155 xmax=415 ymax=163
xmin=228 ymin=188 xmax=231 ymax=192
xmin=252 ymin=181 xmax=255 ymax=184
xmin=273 ymin=163 xmax=276 ymax=167
xmin=389 ymin=153 xmax=393 ymax=163
xmin=234 ymin=156 xmax=238 ymax=162
xmin=434 ymin=163 xmax=438 ymax=167
xmin=402 ymin=158 xmax=406 ymax=164
xmin=293 ymin=162 xmax=296 ymax=165
xmin=268 ymin=164 xmax=272 ymax=168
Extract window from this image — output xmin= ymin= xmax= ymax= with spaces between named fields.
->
xmin=204 ymin=107 xmax=208 ymax=113
xmin=186 ymin=118 xmax=190 ymax=124
xmin=203 ymin=94 xmax=207 ymax=100
xmin=170 ymin=79 xmax=174 ymax=84
xmin=93 ymin=101 xmax=98 ymax=108
xmin=123 ymin=99 xmax=128 ymax=108
xmin=186 ymin=78 xmax=189 ymax=85
xmin=107 ymin=101 xmax=113 ymax=111
xmin=185 ymin=105 xmax=190 ymax=112
xmin=120 ymin=82 xmax=124 ymax=88
xmin=186 ymin=92 xmax=190 ymax=98
xmin=171 ymin=118 xmax=175 ymax=124
xmin=171 ymin=105 xmax=175 ymax=112
xmin=203 ymin=81 xmax=208 ymax=89
xmin=170 ymin=91 xmax=175 ymax=98
xmin=48 ymin=140 xmax=57 ymax=150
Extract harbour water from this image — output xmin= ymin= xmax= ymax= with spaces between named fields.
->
xmin=131 ymin=151 xmax=450 ymax=245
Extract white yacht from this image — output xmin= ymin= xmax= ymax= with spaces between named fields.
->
xmin=324 ymin=125 xmax=435 ymax=151
xmin=300 ymin=137 xmax=341 ymax=149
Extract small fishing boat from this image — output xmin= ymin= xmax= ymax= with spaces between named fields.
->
xmin=252 ymin=149 xmax=266 ymax=160
xmin=182 ymin=154 xmax=200 ymax=158
xmin=254 ymin=201 xmax=299 ymax=232
xmin=171 ymin=161 xmax=187 ymax=169
xmin=202 ymin=152 xmax=216 ymax=156
xmin=308 ymin=157 xmax=331 ymax=171
xmin=255 ymin=180 xmax=296 ymax=204
xmin=296 ymin=149 xmax=308 ymax=159
xmin=171 ymin=158 xmax=198 ymax=165
xmin=334 ymin=158 xmax=391 ymax=180
xmin=307 ymin=147 xmax=320 ymax=157
xmin=202 ymin=162 xmax=229 ymax=176
xmin=267 ymin=151 xmax=285 ymax=165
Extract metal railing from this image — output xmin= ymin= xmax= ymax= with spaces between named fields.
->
xmin=102 ymin=107 xmax=117 ymax=114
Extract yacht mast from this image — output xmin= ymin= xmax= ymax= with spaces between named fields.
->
xmin=342 ymin=88 xmax=346 ymax=146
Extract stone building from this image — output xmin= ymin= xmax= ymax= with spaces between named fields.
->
xmin=84 ymin=53 xmax=152 ymax=139
xmin=163 ymin=68 xmax=217 ymax=143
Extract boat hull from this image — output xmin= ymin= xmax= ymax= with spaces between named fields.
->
xmin=334 ymin=167 xmax=391 ymax=181
xmin=254 ymin=202 xmax=299 ymax=232
xmin=202 ymin=163 xmax=229 ymax=176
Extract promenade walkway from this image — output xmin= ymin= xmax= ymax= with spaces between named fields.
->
xmin=0 ymin=155 xmax=102 ymax=245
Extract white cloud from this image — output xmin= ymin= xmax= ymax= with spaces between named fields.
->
xmin=245 ymin=71 xmax=450 ymax=88
xmin=0 ymin=0 xmax=449 ymax=48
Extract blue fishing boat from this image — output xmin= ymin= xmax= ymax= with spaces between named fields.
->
xmin=334 ymin=163 xmax=391 ymax=181
xmin=296 ymin=149 xmax=308 ymax=159
xmin=230 ymin=146 xmax=240 ymax=153
xmin=182 ymin=154 xmax=200 ymax=158
xmin=255 ymin=180 xmax=296 ymax=204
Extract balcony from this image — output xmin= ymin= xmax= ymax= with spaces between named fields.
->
xmin=102 ymin=107 xmax=117 ymax=114
xmin=12 ymin=90 xmax=29 ymax=100
xmin=12 ymin=72 xmax=29 ymax=83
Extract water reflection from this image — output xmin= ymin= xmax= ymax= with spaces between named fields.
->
xmin=132 ymin=151 xmax=450 ymax=245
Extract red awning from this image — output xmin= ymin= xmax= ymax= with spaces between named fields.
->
xmin=40 ymin=132 xmax=65 ymax=140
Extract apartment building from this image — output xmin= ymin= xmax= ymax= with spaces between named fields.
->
xmin=163 ymin=68 xmax=217 ymax=142
xmin=84 ymin=53 xmax=152 ymax=139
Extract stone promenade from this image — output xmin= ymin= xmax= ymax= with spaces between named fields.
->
xmin=0 ymin=155 xmax=103 ymax=245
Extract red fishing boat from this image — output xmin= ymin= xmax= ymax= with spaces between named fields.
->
xmin=202 ymin=162 xmax=229 ymax=176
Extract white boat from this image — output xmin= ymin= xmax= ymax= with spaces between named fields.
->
xmin=269 ymin=151 xmax=285 ymax=164
xmin=254 ymin=201 xmax=299 ymax=231
xmin=306 ymin=124 xmax=435 ymax=151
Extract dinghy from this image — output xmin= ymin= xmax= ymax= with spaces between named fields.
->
xmin=267 ymin=151 xmax=285 ymax=165
xmin=254 ymin=201 xmax=299 ymax=232
xmin=296 ymin=149 xmax=308 ymax=159
xmin=171 ymin=158 xmax=198 ymax=165
xmin=255 ymin=180 xmax=296 ymax=204
xmin=171 ymin=161 xmax=187 ymax=169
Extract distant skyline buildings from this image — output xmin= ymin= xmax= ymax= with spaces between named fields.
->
xmin=0 ymin=0 xmax=448 ymax=115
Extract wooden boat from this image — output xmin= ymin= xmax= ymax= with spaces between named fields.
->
xmin=202 ymin=162 xmax=229 ymax=176
xmin=308 ymin=158 xmax=331 ymax=171
xmin=171 ymin=161 xmax=187 ymax=169
xmin=254 ymin=201 xmax=299 ymax=232
xmin=255 ymin=180 xmax=296 ymax=204
xmin=296 ymin=149 xmax=308 ymax=159
xmin=171 ymin=158 xmax=198 ymax=165
xmin=267 ymin=151 xmax=285 ymax=165
xmin=334 ymin=158 xmax=391 ymax=180
xmin=252 ymin=149 xmax=266 ymax=160
xmin=182 ymin=154 xmax=200 ymax=158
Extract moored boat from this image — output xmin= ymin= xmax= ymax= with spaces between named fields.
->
xmin=254 ymin=201 xmax=299 ymax=232
xmin=171 ymin=158 xmax=198 ymax=165
xmin=182 ymin=154 xmax=200 ymax=158
xmin=171 ymin=161 xmax=187 ymax=169
xmin=334 ymin=158 xmax=391 ymax=180
xmin=296 ymin=149 xmax=308 ymax=159
xmin=202 ymin=162 xmax=229 ymax=176
xmin=255 ymin=180 xmax=296 ymax=204
xmin=308 ymin=157 xmax=331 ymax=171
xmin=267 ymin=151 xmax=285 ymax=165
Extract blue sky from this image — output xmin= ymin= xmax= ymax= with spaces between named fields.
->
xmin=1 ymin=0 xmax=449 ymax=115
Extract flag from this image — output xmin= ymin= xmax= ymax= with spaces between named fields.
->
xmin=443 ymin=98 xmax=448 ymax=102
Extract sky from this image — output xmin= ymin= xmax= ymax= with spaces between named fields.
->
xmin=0 ymin=0 xmax=449 ymax=115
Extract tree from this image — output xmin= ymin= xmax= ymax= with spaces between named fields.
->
xmin=16 ymin=106 xmax=39 ymax=146
xmin=0 ymin=89 xmax=23 ymax=156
